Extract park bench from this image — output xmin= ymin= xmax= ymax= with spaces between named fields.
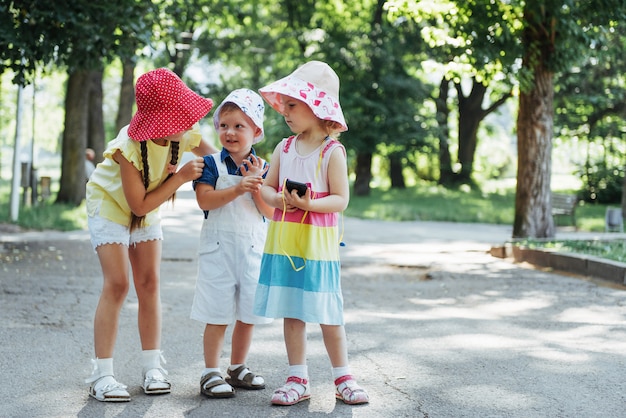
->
xmin=552 ymin=193 xmax=579 ymax=229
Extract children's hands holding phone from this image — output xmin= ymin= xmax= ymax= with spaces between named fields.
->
xmin=282 ymin=180 xmax=311 ymax=212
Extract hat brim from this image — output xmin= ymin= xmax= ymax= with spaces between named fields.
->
xmin=129 ymin=98 xmax=213 ymax=142
xmin=128 ymin=68 xmax=214 ymax=142
xmin=213 ymin=89 xmax=265 ymax=144
xmin=259 ymin=75 xmax=347 ymax=132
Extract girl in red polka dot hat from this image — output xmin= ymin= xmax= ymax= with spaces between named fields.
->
xmin=85 ymin=68 xmax=217 ymax=402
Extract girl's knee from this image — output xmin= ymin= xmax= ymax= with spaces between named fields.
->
xmin=285 ymin=318 xmax=305 ymax=328
xmin=103 ymin=279 xmax=130 ymax=302
xmin=134 ymin=274 xmax=160 ymax=295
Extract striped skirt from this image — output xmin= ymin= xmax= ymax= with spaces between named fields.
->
xmin=253 ymin=208 xmax=344 ymax=325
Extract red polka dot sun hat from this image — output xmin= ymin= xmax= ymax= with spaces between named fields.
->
xmin=128 ymin=68 xmax=214 ymax=142
xmin=259 ymin=61 xmax=347 ymax=132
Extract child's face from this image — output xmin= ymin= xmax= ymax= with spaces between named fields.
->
xmin=280 ymin=95 xmax=317 ymax=133
xmin=217 ymin=108 xmax=259 ymax=154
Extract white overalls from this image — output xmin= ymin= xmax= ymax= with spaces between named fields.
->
xmin=190 ymin=153 xmax=272 ymax=325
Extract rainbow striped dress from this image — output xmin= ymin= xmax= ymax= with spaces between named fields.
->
xmin=254 ymin=135 xmax=345 ymax=325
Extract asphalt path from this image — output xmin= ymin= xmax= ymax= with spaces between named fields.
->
xmin=1 ymin=185 xmax=625 ymax=417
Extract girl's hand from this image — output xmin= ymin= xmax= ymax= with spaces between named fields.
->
xmin=282 ymin=186 xmax=311 ymax=212
xmin=240 ymin=155 xmax=267 ymax=177
xmin=177 ymin=157 xmax=204 ymax=182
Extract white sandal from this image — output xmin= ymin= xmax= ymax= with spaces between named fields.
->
xmin=142 ymin=368 xmax=171 ymax=395
xmin=271 ymin=376 xmax=311 ymax=406
xmin=334 ymin=375 xmax=369 ymax=405
xmin=88 ymin=375 xmax=130 ymax=402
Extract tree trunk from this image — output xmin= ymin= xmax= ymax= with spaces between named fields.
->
xmin=436 ymin=77 xmax=454 ymax=186
xmin=389 ymin=152 xmax=405 ymax=189
xmin=456 ymin=80 xmax=487 ymax=184
xmin=88 ymin=69 xmax=105 ymax=164
xmin=115 ymin=59 xmax=135 ymax=133
xmin=353 ymin=151 xmax=373 ymax=196
xmin=56 ymin=70 xmax=89 ymax=205
xmin=513 ymin=66 xmax=555 ymax=238
xmin=621 ymin=162 xmax=626 ymax=222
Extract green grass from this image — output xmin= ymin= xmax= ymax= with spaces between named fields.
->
xmin=0 ymin=181 xmax=87 ymax=231
xmin=0 ymin=179 xmax=616 ymax=234
xmin=345 ymin=182 xmax=611 ymax=232
xmin=520 ymin=239 xmax=626 ymax=263
xmin=346 ymin=183 xmax=515 ymax=223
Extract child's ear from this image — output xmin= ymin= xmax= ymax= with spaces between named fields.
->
xmin=255 ymin=127 xmax=263 ymax=137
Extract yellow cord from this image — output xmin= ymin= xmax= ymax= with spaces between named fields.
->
xmin=276 ymin=138 xmax=346 ymax=271
xmin=278 ymin=178 xmax=307 ymax=271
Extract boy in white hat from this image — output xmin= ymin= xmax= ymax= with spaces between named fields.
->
xmin=254 ymin=61 xmax=369 ymax=406
xmin=191 ymin=88 xmax=274 ymax=398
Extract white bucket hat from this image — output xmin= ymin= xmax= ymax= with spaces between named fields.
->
xmin=213 ymin=88 xmax=265 ymax=143
xmin=259 ymin=61 xmax=347 ymax=132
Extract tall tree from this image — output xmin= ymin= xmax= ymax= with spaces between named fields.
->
xmin=513 ymin=0 xmax=625 ymax=238
xmin=389 ymin=0 xmax=625 ymax=237
xmin=554 ymin=23 xmax=626 ymax=206
xmin=2 ymin=1 xmax=155 ymax=205
xmin=55 ymin=3 xmax=125 ymax=205
xmin=388 ymin=0 xmax=518 ymax=186
xmin=192 ymin=0 xmax=428 ymax=194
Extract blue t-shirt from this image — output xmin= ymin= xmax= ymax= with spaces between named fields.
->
xmin=193 ymin=147 xmax=267 ymax=218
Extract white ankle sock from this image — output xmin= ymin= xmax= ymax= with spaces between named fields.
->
xmin=85 ymin=357 xmax=114 ymax=384
xmin=288 ymin=364 xmax=308 ymax=380
xmin=332 ymin=366 xmax=351 ymax=380
xmin=229 ymin=364 xmax=264 ymax=385
xmin=202 ymin=367 xmax=221 ymax=378
xmin=141 ymin=349 xmax=162 ymax=372
xmin=202 ymin=368 xmax=232 ymax=394
xmin=96 ymin=358 xmax=114 ymax=377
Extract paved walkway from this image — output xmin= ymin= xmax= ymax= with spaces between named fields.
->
xmin=1 ymin=187 xmax=625 ymax=417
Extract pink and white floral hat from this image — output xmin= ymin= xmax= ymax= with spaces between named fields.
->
xmin=213 ymin=88 xmax=265 ymax=143
xmin=259 ymin=61 xmax=347 ymax=132
xmin=128 ymin=68 xmax=214 ymax=142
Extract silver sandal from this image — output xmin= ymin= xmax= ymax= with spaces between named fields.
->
xmin=88 ymin=375 xmax=130 ymax=402
xmin=143 ymin=368 xmax=171 ymax=395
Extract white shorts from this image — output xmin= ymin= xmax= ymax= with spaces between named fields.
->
xmin=88 ymin=214 xmax=162 ymax=252
xmin=190 ymin=228 xmax=272 ymax=326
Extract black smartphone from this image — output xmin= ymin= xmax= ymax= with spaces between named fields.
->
xmin=285 ymin=179 xmax=308 ymax=197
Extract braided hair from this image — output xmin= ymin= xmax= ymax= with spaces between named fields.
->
xmin=164 ymin=140 xmax=180 ymax=203
xmin=129 ymin=140 xmax=180 ymax=232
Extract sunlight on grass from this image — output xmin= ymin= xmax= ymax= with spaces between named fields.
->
xmin=0 ymin=178 xmax=615 ymax=234
xmin=346 ymin=183 xmax=516 ymax=224
xmin=521 ymin=239 xmax=626 ymax=263
xmin=0 ymin=182 xmax=87 ymax=231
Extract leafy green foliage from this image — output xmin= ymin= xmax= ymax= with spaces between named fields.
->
xmin=577 ymin=165 xmax=624 ymax=204
xmin=1 ymin=1 xmax=156 ymax=85
xmin=519 ymin=0 xmax=626 ymax=91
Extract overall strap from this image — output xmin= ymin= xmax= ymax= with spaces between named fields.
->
xmin=212 ymin=152 xmax=228 ymax=176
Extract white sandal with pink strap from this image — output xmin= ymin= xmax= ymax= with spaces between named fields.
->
xmin=335 ymin=375 xmax=369 ymax=405
xmin=271 ymin=376 xmax=311 ymax=406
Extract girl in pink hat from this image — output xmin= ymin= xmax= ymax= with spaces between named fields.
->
xmin=85 ymin=68 xmax=217 ymax=402
xmin=254 ymin=61 xmax=369 ymax=406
